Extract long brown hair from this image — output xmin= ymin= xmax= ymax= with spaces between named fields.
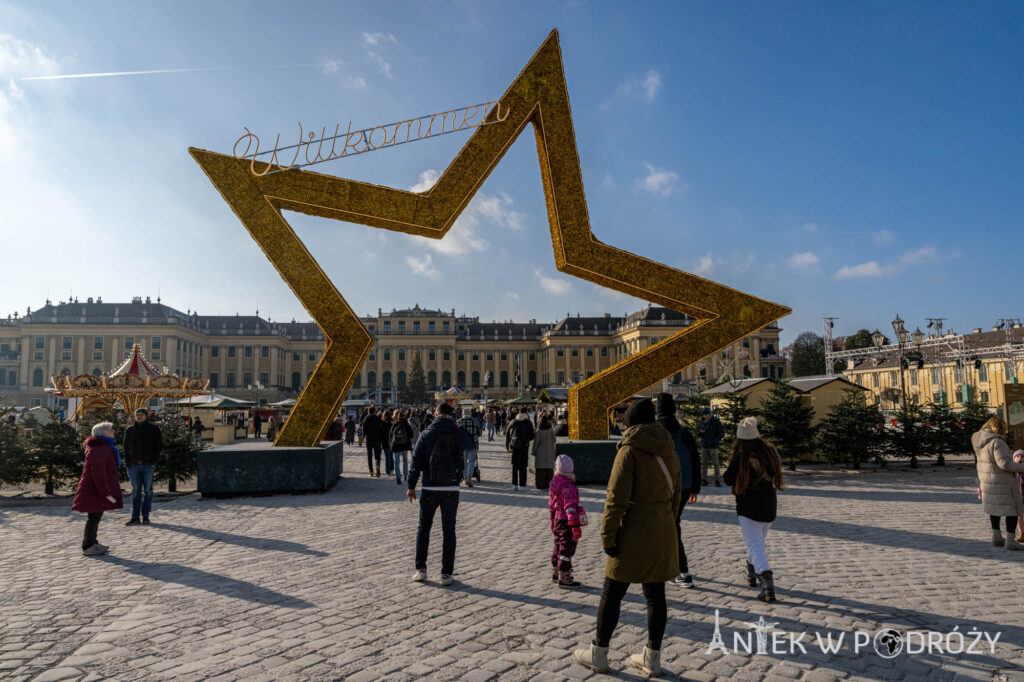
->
xmin=731 ymin=438 xmax=786 ymax=494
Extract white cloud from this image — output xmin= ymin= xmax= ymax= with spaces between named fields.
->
xmin=506 ymin=291 xmax=519 ymax=300
xmin=601 ymin=172 xmax=615 ymax=190
xmin=408 ymin=169 xmax=526 ymax=256
xmin=834 ymin=246 xmax=941 ymax=280
xmin=343 ymin=76 xmax=367 ymax=91
xmin=633 ymin=162 xmax=680 ymax=197
xmin=534 ymin=269 xmax=573 ymax=295
xmin=406 ymin=253 xmax=438 ymax=279
xmin=609 ymin=69 xmax=663 ymax=105
xmin=786 ymin=251 xmax=819 ymax=271
xmin=361 ymin=31 xmax=398 ymax=78
xmin=801 ymin=222 xmax=818 ymax=232
xmin=692 ymin=252 xmax=721 ymax=277
xmin=0 ymin=34 xmax=59 ymax=151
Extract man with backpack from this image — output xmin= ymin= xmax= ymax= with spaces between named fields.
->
xmin=407 ymin=403 xmax=476 ymax=585
xmin=362 ymin=406 xmax=385 ymax=477
xmin=697 ymin=407 xmax=725 ymax=487
xmin=505 ymin=407 xmax=536 ymax=491
xmin=457 ymin=408 xmax=483 ymax=487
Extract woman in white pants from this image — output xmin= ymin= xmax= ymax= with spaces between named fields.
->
xmin=722 ymin=417 xmax=785 ymax=603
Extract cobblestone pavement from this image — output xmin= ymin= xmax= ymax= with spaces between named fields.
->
xmin=1 ymin=440 xmax=1022 ymax=681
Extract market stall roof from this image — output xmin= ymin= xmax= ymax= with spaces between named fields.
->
xmin=193 ymin=397 xmax=255 ymax=410
xmin=342 ymin=399 xmax=372 ymax=407
xmin=537 ymin=388 xmax=569 ymax=403
xmin=268 ymin=398 xmax=297 ymax=407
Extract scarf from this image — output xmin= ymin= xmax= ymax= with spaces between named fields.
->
xmin=98 ymin=434 xmax=121 ymax=468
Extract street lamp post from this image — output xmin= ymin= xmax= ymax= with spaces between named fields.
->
xmin=891 ymin=316 xmax=909 ymax=407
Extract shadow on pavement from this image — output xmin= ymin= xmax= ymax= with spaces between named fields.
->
xmin=147 ymin=522 xmax=328 ymax=556
xmin=98 ymin=555 xmax=315 ymax=609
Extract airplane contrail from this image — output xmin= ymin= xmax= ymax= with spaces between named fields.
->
xmin=20 ymin=62 xmax=359 ymax=82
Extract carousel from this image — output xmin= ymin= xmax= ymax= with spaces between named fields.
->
xmin=46 ymin=343 xmax=211 ymax=420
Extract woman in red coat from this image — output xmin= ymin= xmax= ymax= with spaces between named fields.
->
xmin=72 ymin=421 xmax=123 ymax=556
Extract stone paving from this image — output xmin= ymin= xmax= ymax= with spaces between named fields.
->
xmin=1 ymin=440 xmax=1022 ymax=681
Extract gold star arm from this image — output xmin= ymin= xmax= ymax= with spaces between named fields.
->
xmin=190 ymin=29 xmax=788 ymax=445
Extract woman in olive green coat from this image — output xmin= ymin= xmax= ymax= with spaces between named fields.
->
xmin=574 ymin=399 xmax=682 ymax=678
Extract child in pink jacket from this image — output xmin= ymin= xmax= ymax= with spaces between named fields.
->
xmin=549 ymin=454 xmax=583 ymax=588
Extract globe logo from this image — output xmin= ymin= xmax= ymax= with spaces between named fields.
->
xmin=873 ymin=629 xmax=904 ymax=658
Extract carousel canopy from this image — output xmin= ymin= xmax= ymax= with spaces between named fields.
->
xmin=444 ymin=386 xmax=465 ymax=395
xmin=110 ymin=344 xmax=161 ymax=378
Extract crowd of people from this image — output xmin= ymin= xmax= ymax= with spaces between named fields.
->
xmin=67 ymin=394 xmax=1024 ymax=678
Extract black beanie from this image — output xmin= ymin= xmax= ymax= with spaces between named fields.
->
xmin=655 ymin=392 xmax=675 ymax=416
xmin=624 ymin=398 xmax=656 ymax=426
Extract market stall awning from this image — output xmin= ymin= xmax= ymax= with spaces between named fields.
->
xmin=193 ymin=397 xmax=255 ymax=410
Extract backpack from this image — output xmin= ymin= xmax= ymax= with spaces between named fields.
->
xmin=392 ymin=424 xmax=409 ymax=449
xmin=428 ymin=428 xmax=464 ymax=486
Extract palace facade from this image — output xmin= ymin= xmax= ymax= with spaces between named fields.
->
xmin=0 ymin=297 xmax=784 ymax=409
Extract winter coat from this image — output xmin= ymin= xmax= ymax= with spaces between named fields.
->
xmin=381 ymin=420 xmax=394 ymax=449
xmin=549 ymin=474 xmax=581 ymax=524
xmin=506 ymin=414 xmax=535 ymax=452
xmin=123 ymin=420 xmax=162 ymax=465
xmin=361 ymin=414 xmax=385 ymax=443
xmin=723 ymin=452 xmax=779 ymax=523
xmin=697 ymin=415 xmax=724 ymax=449
xmin=655 ymin=414 xmax=695 ymax=493
xmin=344 ymin=419 xmax=355 ymax=444
xmin=973 ymin=429 xmax=1024 ymax=517
xmin=533 ymin=428 xmax=557 ymax=469
xmin=601 ymin=423 xmax=682 ymax=584
xmin=266 ymin=420 xmax=278 ymax=441
xmin=72 ymin=437 xmax=124 ymax=514
xmin=407 ymin=417 xmax=476 ymax=490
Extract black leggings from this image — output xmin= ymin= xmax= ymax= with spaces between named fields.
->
xmin=595 ymin=577 xmax=667 ymax=650
xmin=83 ymin=512 xmax=103 ymax=550
xmin=990 ymin=515 xmax=1018 ymax=533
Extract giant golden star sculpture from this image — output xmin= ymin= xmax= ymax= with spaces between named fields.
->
xmin=190 ymin=29 xmax=789 ymax=447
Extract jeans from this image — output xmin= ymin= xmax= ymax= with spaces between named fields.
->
xmin=674 ymin=498 xmax=689 ymax=574
xmin=739 ymin=515 xmax=772 ymax=574
xmin=366 ymin=441 xmax=382 ymax=472
xmin=394 ymin=450 xmax=409 ymax=480
xmin=415 ymin=490 xmax=459 ymax=575
xmin=595 ymin=577 xmax=667 ymax=650
xmin=83 ymin=511 xmax=103 ymax=550
xmin=486 ymin=422 xmax=495 ymax=441
xmin=127 ymin=464 xmax=155 ymax=520
xmin=701 ymin=445 xmax=720 ymax=480
xmin=464 ymin=449 xmax=478 ymax=482
xmin=384 ymin=447 xmax=394 ymax=475
xmin=511 ymin=447 xmax=528 ymax=486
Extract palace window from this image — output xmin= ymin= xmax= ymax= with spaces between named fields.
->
xmin=62 ymin=336 xmax=72 ymax=350
xmin=227 ymin=373 xmax=236 ymax=388
xmin=443 ymin=321 xmax=450 ymax=333
xmin=978 ymin=363 xmax=988 ymax=382
xmin=427 ymin=371 xmax=436 ymax=389
xmin=442 ymin=370 xmax=451 ymax=387
xmin=586 ymin=346 xmax=593 ymax=357
xmin=34 ymin=336 xmax=44 ymax=350
xmin=209 ymin=373 xmax=219 ymax=388
xmin=443 ymin=348 xmax=450 ymax=361
xmin=981 ymin=390 xmax=990 ymax=403
xmin=93 ymin=336 xmax=103 ymax=350
xmin=458 ymin=351 xmax=465 ymax=361
xmin=398 ymin=348 xmax=406 ymax=362
xmin=61 ymin=351 xmax=71 ymax=361
xmin=429 ymin=349 xmax=436 ymax=361
xmin=953 ymin=365 xmax=963 ymax=383
xmin=212 ymin=346 xmax=219 ymax=358
xmin=557 ymin=346 xmax=564 ymax=357
xmin=486 ymin=351 xmax=493 ymax=361
xmin=243 ymin=372 xmax=252 ymax=387
xmin=529 ymin=351 xmax=535 ymax=360
xmin=369 ymin=350 xmax=376 ymax=361
xmin=308 ymin=351 xmax=316 ymax=361
xmin=261 ymin=346 xmax=269 ymax=358
xmin=472 ymin=351 xmax=479 ymax=361
xmin=930 ymin=368 xmax=941 ymax=385
xmin=152 ymin=337 xmax=161 ymax=350
xmin=413 ymin=321 xmax=420 ymax=333
xmin=909 ymin=369 xmax=918 ymax=386
xmin=353 ymin=374 xmax=362 ymax=388
xmin=382 ymin=372 xmax=392 ymax=389
xmin=872 ymin=374 xmax=879 ymax=388
xmin=429 ymin=321 xmax=436 ymax=333
xmin=500 ymin=371 xmax=508 ymax=387
xmin=528 ymin=370 xmax=536 ymax=386
xmin=889 ymin=371 xmax=898 ymax=385
xmin=383 ymin=321 xmax=391 ymax=333
xmin=292 ymin=372 xmax=301 ymax=391
xmin=471 ymin=371 xmax=480 ymax=387
xmin=457 ymin=371 xmax=465 ymax=387
xmin=601 ymin=347 xmax=608 ymax=357
xmin=572 ymin=346 xmax=578 ymax=357
xmin=32 ymin=368 xmax=43 ymax=386
xmin=260 ymin=372 xmax=269 ymax=387
xmin=557 ymin=371 xmax=565 ymax=385
xmin=367 ymin=371 xmax=376 ymax=389
xmin=398 ymin=321 xmax=405 ymax=332
xmin=245 ymin=346 xmax=253 ymax=358
xmin=743 ymin=338 xmax=750 ymax=348
xmin=228 ymin=346 xmax=236 ymax=358
xmin=384 ymin=349 xmax=391 ymax=361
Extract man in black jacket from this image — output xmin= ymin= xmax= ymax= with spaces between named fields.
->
xmin=362 ymin=406 xmax=385 ymax=477
xmin=407 ymin=403 xmax=475 ymax=585
xmin=124 ymin=408 xmax=162 ymax=525
xmin=505 ymin=407 xmax=536 ymax=491
xmin=655 ymin=394 xmax=702 ymax=588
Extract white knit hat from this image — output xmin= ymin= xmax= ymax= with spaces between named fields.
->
xmin=736 ymin=416 xmax=760 ymax=440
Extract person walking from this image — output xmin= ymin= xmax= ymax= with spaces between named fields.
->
xmin=407 ymin=403 xmax=474 ymax=585
xmin=573 ymin=398 xmax=681 ymax=677
xmin=549 ymin=454 xmax=583 ymax=588
xmin=533 ymin=416 xmax=557 ymax=489
xmin=265 ymin=416 xmax=277 ymax=442
xmin=973 ymin=417 xmax=1024 ymax=550
xmin=344 ymin=415 xmax=356 ymax=445
xmin=723 ymin=417 xmax=786 ymax=603
xmin=123 ymin=408 xmax=162 ymax=526
xmin=457 ymin=409 xmax=482 ymax=487
xmin=389 ymin=411 xmax=414 ymax=485
xmin=655 ymin=393 xmax=701 ymax=589
xmin=191 ymin=416 xmax=205 ymax=442
xmin=362 ymin=406 xmax=385 ymax=477
xmin=506 ymin=408 xmax=536 ymax=491
xmin=253 ymin=411 xmax=263 ymax=439
xmin=697 ymin=407 xmax=724 ymax=487
xmin=73 ymin=422 xmax=124 ymax=556
xmin=382 ymin=410 xmax=395 ymax=478
xmin=484 ymin=407 xmax=496 ymax=442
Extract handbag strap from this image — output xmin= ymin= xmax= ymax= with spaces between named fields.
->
xmin=655 ymin=455 xmax=674 ymax=496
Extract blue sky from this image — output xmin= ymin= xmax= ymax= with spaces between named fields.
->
xmin=1 ymin=1 xmax=1021 ymax=344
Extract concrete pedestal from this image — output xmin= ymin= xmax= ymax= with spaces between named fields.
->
xmin=198 ymin=440 xmax=343 ymax=498
xmin=551 ymin=439 xmax=619 ymax=485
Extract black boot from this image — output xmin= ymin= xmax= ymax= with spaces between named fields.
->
xmin=756 ymin=570 xmax=776 ymax=603
xmin=745 ymin=561 xmax=757 ymax=587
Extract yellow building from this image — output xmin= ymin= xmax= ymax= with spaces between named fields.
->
xmin=842 ymin=325 xmax=1024 ymax=411
xmin=0 ymin=297 xmax=783 ymax=410
xmin=702 ymin=375 xmax=867 ymax=426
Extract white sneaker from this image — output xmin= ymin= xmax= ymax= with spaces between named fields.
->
xmin=411 ymin=570 xmax=427 ymax=582
xmin=514 ymin=484 xmax=519 ymax=492
xmin=440 ymin=574 xmax=455 ymax=586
